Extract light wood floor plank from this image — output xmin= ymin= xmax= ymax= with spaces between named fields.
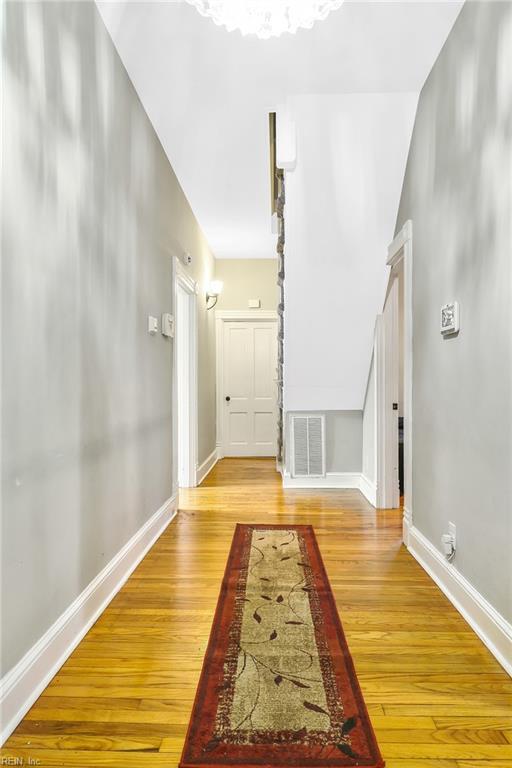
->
xmin=2 ymin=457 xmax=510 ymax=767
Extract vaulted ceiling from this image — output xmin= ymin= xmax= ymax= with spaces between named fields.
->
xmin=98 ymin=0 xmax=463 ymax=259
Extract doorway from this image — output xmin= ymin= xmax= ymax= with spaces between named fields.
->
xmin=216 ymin=311 xmax=278 ymax=457
xmin=377 ymin=268 xmax=403 ymax=509
xmin=174 ymin=261 xmax=198 ymax=489
xmin=375 ymin=221 xmax=413 ymax=538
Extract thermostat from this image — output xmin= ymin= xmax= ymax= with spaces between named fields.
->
xmin=440 ymin=301 xmax=459 ymax=335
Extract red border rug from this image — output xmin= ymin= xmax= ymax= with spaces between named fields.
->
xmin=179 ymin=524 xmax=384 ymax=768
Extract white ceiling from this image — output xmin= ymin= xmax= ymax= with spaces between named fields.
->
xmin=98 ymin=0 xmax=463 ymax=259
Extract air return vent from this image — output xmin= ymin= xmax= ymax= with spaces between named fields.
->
xmin=291 ymin=415 xmax=325 ymax=478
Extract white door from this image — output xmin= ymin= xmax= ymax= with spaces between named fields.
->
xmin=381 ymin=276 xmax=400 ymax=508
xmin=221 ymin=321 xmax=278 ymax=456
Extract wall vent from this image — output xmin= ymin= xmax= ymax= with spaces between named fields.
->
xmin=291 ymin=414 xmax=325 ymax=478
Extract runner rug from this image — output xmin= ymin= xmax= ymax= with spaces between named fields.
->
xmin=180 ymin=524 xmax=384 ymax=768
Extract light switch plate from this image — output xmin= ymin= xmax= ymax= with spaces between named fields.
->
xmin=148 ymin=316 xmax=158 ymax=335
xmin=161 ymin=313 xmax=174 ymax=338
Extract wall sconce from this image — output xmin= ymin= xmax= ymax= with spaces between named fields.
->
xmin=206 ymin=280 xmax=223 ymax=310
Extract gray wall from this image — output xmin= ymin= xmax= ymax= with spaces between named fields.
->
xmin=1 ymin=0 xmax=215 ymax=676
xmin=396 ymin=1 xmax=512 ymax=621
xmin=325 ymin=412 xmax=363 ymax=474
xmin=284 ymin=411 xmax=363 ymax=475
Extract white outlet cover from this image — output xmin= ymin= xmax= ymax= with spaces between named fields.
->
xmin=161 ymin=313 xmax=174 ymax=338
xmin=148 ymin=316 xmax=158 ymax=335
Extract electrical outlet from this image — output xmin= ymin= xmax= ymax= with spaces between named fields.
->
xmin=448 ymin=522 xmax=456 ymax=550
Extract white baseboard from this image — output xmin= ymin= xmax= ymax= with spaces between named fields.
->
xmin=402 ymin=507 xmax=412 ymax=546
xmin=0 ymin=494 xmax=177 ymax=745
xmin=282 ymin=472 xmax=380 ymax=505
xmin=359 ymin=474 xmax=377 ymax=506
xmin=408 ymin=524 xmax=512 ymax=677
xmin=283 ymin=472 xmax=361 ymax=489
xmin=196 ymin=448 xmax=218 ymax=486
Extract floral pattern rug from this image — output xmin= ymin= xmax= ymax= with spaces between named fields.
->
xmin=180 ymin=524 xmax=384 ymax=767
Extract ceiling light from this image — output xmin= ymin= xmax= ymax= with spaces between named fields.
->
xmin=186 ymin=1 xmax=344 ymax=40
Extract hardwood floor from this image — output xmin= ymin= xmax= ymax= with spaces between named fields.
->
xmin=2 ymin=458 xmax=511 ymax=766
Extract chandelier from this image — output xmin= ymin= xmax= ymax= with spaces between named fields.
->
xmin=185 ymin=1 xmax=344 ymax=40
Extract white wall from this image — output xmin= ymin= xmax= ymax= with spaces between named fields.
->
xmin=283 ymin=93 xmax=418 ymax=412
xmin=97 ymin=1 xmax=462 ymax=261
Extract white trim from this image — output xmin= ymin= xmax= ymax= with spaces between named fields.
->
xmin=359 ymin=474 xmax=377 ymax=506
xmin=0 ymin=495 xmax=177 ymax=745
xmin=215 ymin=310 xmax=278 ymax=455
xmin=408 ymin=525 xmax=512 ymax=677
xmin=362 ymin=350 xmax=378 ymax=509
xmin=174 ymin=258 xmax=199 ymax=489
xmin=283 ymin=472 xmax=361 ymax=490
xmin=175 ymin=259 xmax=199 ymax=295
xmin=375 ymin=221 xmax=413 ymax=528
xmin=375 ymin=313 xmax=388 ymax=507
xmin=196 ymin=448 xmax=219 ymax=486
xmin=171 ymin=258 xmax=178 ymax=498
xmin=283 ymin=472 xmax=377 ymax=507
xmin=283 ymin=472 xmax=379 ymax=504
xmin=403 ymin=506 xmax=413 ymax=547
xmin=387 ymin=219 xmax=412 ymax=264
xmin=377 ymin=276 xmax=400 ymax=509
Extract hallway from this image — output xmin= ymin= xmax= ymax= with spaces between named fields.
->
xmin=3 ymin=459 xmax=511 ymax=766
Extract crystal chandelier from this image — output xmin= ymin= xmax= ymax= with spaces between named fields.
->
xmin=186 ymin=1 xmax=344 ymax=40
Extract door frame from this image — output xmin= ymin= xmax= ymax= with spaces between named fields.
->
xmin=215 ymin=310 xmax=278 ymax=458
xmin=173 ymin=259 xmax=198 ymax=491
xmin=376 ymin=274 xmax=400 ymax=510
xmin=375 ymin=220 xmax=413 ymax=544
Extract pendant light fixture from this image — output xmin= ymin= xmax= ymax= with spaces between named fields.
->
xmin=186 ymin=0 xmax=344 ymax=40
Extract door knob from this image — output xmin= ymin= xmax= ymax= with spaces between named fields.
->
xmin=225 ymin=396 xmax=231 ymax=402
